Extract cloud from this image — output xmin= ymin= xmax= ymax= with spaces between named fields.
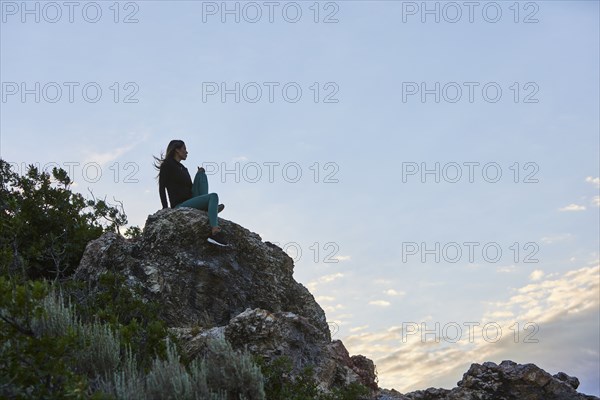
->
xmin=328 ymin=313 xmax=354 ymax=326
xmin=592 ymin=196 xmax=600 ymax=207
xmin=84 ymin=144 xmax=138 ymax=166
xmin=332 ymin=313 xmax=353 ymax=320
xmin=307 ymin=273 xmax=344 ymax=291
xmin=559 ymin=204 xmax=586 ymax=212
xmin=316 ymin=296 xmax=335 ymax=302
xmin=342 ymin=264 xmax=600 ymax=394
xmin=488 ymin=264 xmax=599 ymax=325
xmin=384 ymin=289 xmax=406 ymax=297
xmin=585 ymin=176 xmax=599 ymax=187
xmin=369 ymin=300 xmax=391 ymax=307
xmin=232 ymin=156 xmax=248 ymax=162
xmin=333 ymin=255 xmax=352 ymax=262
xmin=323 ymin=304 xmax=345 ymax=313
xmin=83 ymin=133 xmax=148 ymax=166
xmin=485 ymin=310 xmax=515 ymax=319
xmin=316 ymin=273 xmax=344 ymax=283
xmin=350 ymin=325 xmax=369 ymax=333
xmin=496 ymin=265 xmax=516 ymax=273
xmin=530 ymin=269 xmax=545 ymax=281
xmin=540 ymin=234 xmax=573 ymax=244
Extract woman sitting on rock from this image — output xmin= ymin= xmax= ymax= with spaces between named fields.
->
xmin=153 ymin=139 xmax=229 ymax=247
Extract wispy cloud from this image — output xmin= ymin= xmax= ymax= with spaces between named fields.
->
xmin=307 ymin=273 xmax=344 ymax=292
xmin=316 ymin=273 xmax=344 ymax=283
xmin=84 ymin=143 xmax=138 ymax=166
xmin=328 ymin=313 xmax=354 ymax=326
xmin=485 ymin=310 xmax=515 ymax=319
xmin=323 ymin=304 xmax=345 ymax=313
xmin=350 ymin=325 xmax=369 ymax=333
xmin=384 ymin=289 xmax=406 ymax=297
xmin=316 ymin=296 xmax=335 ymax=302
xmin=486 ymin=264 xmax=599 ymax=325
xmin=559 ymin=204 xmax=586 ymax=212
xmin=369 ymin=300 xmax=391 ymax=307
xmin=333 ymin=255 xmax=352 ymax=262
xmin=332 ymin=313 xmax=353 ymax=320
xmin=496 ymin=265 xmax=516 ymax=273
xmin=83 ymin=133 xmax=148 ymax=166
xmin=541 ymin=234 xmax=573 ymax=244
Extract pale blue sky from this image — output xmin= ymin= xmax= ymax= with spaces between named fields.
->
xmin=2 ymin=0 xmax=599 ymax=395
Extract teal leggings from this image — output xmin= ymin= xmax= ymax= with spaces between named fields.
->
xmin=175 ymin=170 xmax=219 ymax=227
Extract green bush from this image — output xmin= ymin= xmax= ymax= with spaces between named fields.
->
xmin=201 ymin=337 xmax=265 ymax=400
xmin=1 ymin=277 xmax=267 ymax=399
xmin=256 ymin=356 xmax=318 ymax=399
xmin=0 ymin=159 xmax=136 ymax=281
xmin=66 ymin=272 xmax=169 ymax=372
xmin=100 ymin=337 xmax=265 ymax=400
xmin=256 ymin=355 xmax=371 ymax=400
xmin=0 ymin=277 xmax=108 ymax=398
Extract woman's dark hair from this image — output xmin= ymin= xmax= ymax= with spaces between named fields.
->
xmin=152 ymin=139 xmax=185 ymax=180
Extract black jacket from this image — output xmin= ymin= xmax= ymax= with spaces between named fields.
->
xmin=159 ymin=157 xmax=193 ymax=208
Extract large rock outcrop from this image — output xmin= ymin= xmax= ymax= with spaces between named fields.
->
xmin=376 ymin=360 xmax=598 ymax=400
xmin=74 ymin=207 xmax=376 ymax=391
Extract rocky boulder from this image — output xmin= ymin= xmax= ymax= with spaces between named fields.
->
xmin=375 ymin=360 xmax=598 ymax=400
xmin=73 ymin=207 xmax=376 ymax=391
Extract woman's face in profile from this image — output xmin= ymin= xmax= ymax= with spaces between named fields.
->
xmin=175 ymin=144 xmax=188 ymax=161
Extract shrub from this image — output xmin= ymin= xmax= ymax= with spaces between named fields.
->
xmin=27 ymin=287 xmax=122 ymax=380
xmin=202 ymin=337 xmax=265 ymax=400
xmin=2 ymin=278 xmax=256 ymax=399
xmin=0 ymin=159 xmax=137 ymax=281
xmin=0 ymin=278 xmax=108 ymax=398
xmin=100 ymin=337 xmax=265 ymax=400
xmin=66 ymin=272 xmax=169 ymax=372
xmin=256 ymin=355 xmax=371 ymax=400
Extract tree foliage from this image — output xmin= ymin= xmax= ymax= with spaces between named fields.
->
xmin=0 ymin=159 xmax=133 ymax=280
